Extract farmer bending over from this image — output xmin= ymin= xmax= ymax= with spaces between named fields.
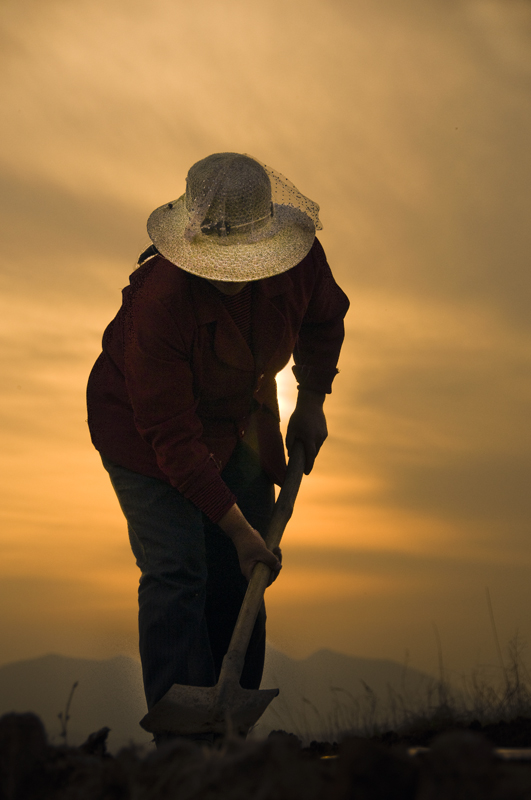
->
xmin=86 ymin=152 xmax=349 ymax=730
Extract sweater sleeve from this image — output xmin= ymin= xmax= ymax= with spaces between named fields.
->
xmin=292 ymin=238 xmax=350 ymax=394
xmin=122 ymin=279 xmax=236 ymax=523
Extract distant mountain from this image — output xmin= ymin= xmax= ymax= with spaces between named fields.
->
xmin=0 ymin=648 xmax=436 ymax=750
xmin=0 ymin=653 xmax=152 ymax=752
xmin=257 ymin=647 xmax=436 ymax=741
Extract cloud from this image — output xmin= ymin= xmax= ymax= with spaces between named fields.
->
xmin=0 ymin=168 xmax=145 ymax=300
xmin=2 ymin=0 xmax=531 ymax=323
xmin=0 ymin=575 xmax=139 ymax=663
xmin=299 ymin=289 xmax=531 ymax=560
xmin=0 ymin=0 xmax=530 ymax=675
xmin=381 ymin=453 xmax=531 ymax=529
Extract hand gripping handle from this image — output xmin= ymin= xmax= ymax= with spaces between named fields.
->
xmin=219 ymin=440 xmax=306 ymax=683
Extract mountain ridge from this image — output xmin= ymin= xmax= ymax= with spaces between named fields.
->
xmin=0 ymin=647 xmax=436 ymax=749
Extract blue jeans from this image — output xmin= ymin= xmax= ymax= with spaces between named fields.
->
xmin=101 ymin=442 xmax=274 ymax=710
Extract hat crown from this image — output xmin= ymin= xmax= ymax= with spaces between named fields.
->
xmin=185 ymin=153 xmax=272 ymax=235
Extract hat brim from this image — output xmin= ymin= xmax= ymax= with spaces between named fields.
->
xmin=147 ymin=196 xmax=315 ymax=281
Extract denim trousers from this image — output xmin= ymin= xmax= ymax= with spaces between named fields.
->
xmin=101 ymin=442 xmax=274 ymax=710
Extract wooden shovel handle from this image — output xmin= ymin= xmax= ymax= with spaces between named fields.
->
xmin=219 ymin=440 xmax=306 ymax=683
xmin=264 ymin=439 xmax=306 ymax=552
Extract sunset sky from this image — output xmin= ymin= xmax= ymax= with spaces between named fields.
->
xmin=1 ymin=0 xmax=531 ymax=685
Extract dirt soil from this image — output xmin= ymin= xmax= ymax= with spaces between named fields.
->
xmin=372 ymin=714 xmax=531 ymax=749
xmin=3 ymin=712 xmax=531 ymax=799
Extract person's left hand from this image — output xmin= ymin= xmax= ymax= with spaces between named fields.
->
xmin=286 ymin=389 xmax=328 ymax=474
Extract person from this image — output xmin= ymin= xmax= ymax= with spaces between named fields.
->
xmin=86 ymin=153 xmax=349 ymax=729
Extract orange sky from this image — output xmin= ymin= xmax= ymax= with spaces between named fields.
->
xmin=1 ymin=0 xmax=531 ymax=683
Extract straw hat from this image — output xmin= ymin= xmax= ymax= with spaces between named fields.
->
xmin=146 ymin=153 xmax=322 ymax=281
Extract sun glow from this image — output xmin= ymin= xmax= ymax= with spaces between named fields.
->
xmin=276 ymin=357 xmax=297 ymax=426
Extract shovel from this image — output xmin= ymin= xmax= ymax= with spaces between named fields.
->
xmin=139 ymin=439 xmax=306 ymax=738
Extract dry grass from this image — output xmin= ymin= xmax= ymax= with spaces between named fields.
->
xmin=264 ymin=635 xmax=531 ymax=747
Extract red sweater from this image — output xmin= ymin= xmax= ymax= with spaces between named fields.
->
xmin=86 ymin=238 xmax=349 ymax=522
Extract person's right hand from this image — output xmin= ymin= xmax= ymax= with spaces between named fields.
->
xmin=232 ymin=527 xmax=282 ymax=583
xmin=218 ymin=504 xmax=282 ymax=583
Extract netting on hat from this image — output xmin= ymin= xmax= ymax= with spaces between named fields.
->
xmin=252 ymin=156 xmax=323 ymax=233
xmin=183 ymin=153 xmax=322 ymax=246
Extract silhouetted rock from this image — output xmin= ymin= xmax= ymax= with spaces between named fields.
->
xmin=416 ymin=731 xmax=498 ymax=800
xmin=0 ymin=713 xmax=48 ymax=800
xmin=79 ymin=726 xmax=111 ymax=757
xmin=333 ymin=737 xmax=418 ymax=800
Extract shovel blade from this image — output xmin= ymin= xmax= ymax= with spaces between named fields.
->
xmin=140 ymin=680 xmax=279 ymax=736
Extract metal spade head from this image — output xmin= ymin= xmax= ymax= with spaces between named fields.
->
xmin=140 ymin=674 xmax=279 ymax=737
